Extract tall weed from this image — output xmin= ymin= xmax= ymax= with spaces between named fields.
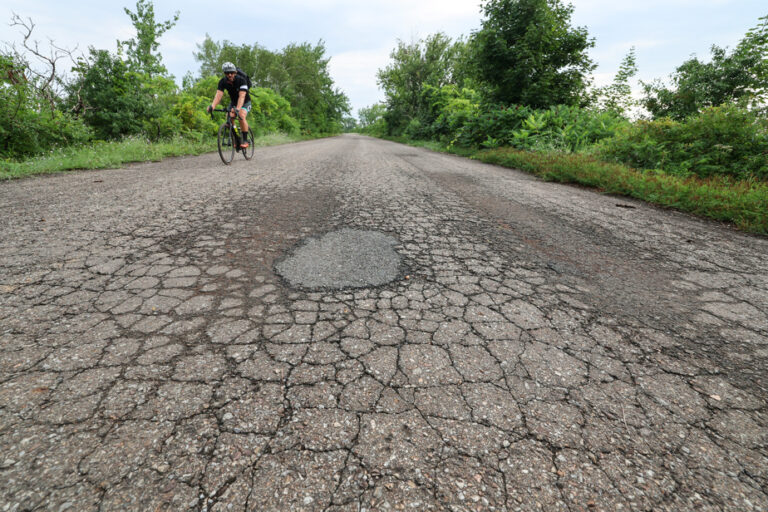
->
xmin=448 ymin=104 xmax=626 ymax=151
xmin=476 ymin=147 xmax=768 ymax=234
xmin=599 ymin=104 xmax=768 ymax=180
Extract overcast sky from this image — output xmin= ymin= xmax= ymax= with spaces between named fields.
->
xmin=3 ymin=0 xmax=766 ymax=117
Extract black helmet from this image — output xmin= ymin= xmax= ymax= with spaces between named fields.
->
xmin=222 ymin=62 xmax=236 ymax=74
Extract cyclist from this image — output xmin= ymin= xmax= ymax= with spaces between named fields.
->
xmin=207 ymin=62 xmax=251 ymax=148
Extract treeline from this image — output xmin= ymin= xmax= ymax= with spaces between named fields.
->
xmin=1 ymin=0 xmax=351 ymax=162
xmin=194 ymin=37 xmax=352 ymax=134
xmin=359 ymin=0 xmax=768 ymax=182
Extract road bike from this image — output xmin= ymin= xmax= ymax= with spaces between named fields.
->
xmin=210 ymin=107 xmax=255 ymax=164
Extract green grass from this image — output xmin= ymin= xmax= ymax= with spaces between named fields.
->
xmin=0 ymin=133 xmax=306 ymax=180
xmin=476 ymin=147 xmax=768 ymax=235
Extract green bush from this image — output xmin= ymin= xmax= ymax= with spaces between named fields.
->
xmin=139 ymin=75 xmax=184 ymax=139
xmin=403 ymin=118 xmax=425 ymax=140
xmin=600 ymin=104 xmax=768 ymax=180
xmin=248 ymin=87 xmax=300 ymax=136
xmin=427 ymin=85 xmax=481 ymax=141
xmin=174 ymin=75 xmax=220 ymax=136
xmin=0 ymin=55 xmax=92 ymax=159
xmin=68 ymin=49 xmax=149 ymax=140
xmin=357 ymin=103 xmax=388 ymax=136
xmin=0 ymin=105 xmax=93 ymax=160
xmin=452 ymin=104 xmax=534 ymax=147
xmin=444 ymin=103 xmax=626 ymax=151
xmin=68 ymin=49 xmax=188 ymax=141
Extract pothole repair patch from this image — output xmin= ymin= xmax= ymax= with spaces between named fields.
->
xmin=275 ymin=229 xmax=402 ymax=290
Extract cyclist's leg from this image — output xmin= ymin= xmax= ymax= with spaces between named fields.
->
xmin=238 ymin=102 xmax=251 ymax=143
xmin=227 ymin=103 xmax=244 ymax=146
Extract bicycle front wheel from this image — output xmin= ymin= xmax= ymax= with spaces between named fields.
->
xmin=242 ymin=129 xmax=255 ymax=160
xmin=217 ymin=124 xmax=235 ymax=165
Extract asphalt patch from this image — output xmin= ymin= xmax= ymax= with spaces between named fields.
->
xmin=275 ymin=229 xmax=402 ymax=290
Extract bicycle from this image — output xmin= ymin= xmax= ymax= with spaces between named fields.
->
xmin=209 ymin=107 xmax=255 ymax=164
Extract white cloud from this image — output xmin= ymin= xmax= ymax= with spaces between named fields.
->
xmin=329 ymin=48 xmax=392 ymax=113
xmin=591 ymin=72 xmax=614 ymax=88
xmin=330 ymin=49 xmax=389 ymax=86
xmin=158 ymin=35 xmax=197 ymax=53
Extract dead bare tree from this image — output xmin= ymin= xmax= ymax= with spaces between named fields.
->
xmin=7 ymin=13 xmax=81 ymax=114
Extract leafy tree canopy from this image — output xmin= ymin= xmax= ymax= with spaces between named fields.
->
xmin=642 ymin=15 xmax=768 ymax=119
xmin=593 ymin=47 xmax=638 ymax=117
xmin=66 ymin=0 xmax=182 ymax=140
xmin=472 ymin=0 xmax=596 ymax=108
xmin=357 ymin=103 xmax=387 ymax=130
xmin=194 ymin=37 xmax=350 ymax=134
xmin=118 ymin=0 xmax=179 ymax=77
xmin=69 ymin=48 xmax=150 ymax=139
xmin=376 ymin=33 xmax=463 ymax=134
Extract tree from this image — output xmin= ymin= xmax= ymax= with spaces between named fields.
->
xmin=279 ymin=41 xmax=346 ymax=133
xmin=594 ymin=47 xmax=638 ymax=117
xmin=194 ymin=37 xmax=274 ymax=81
xmin=65 ymin=0 xmax=184 ymax=140
xmin=357 ymin=103 xmax=387 ymax=129
xmin=376 ymin=33 xmax=458 ymax=135
xmin=642 ymin=15 xmax=768 ymax=120
xmin=357 ymin=103 xmax=389 ymax=135
xmin=5 ymin=14 xmax=80 ymax=114
xmin=341 ymin=116 xmax=357 ymax=132
xmin=118 ymin=0 xmax=179 ymax=77
xmin=472 ymin=0 xmax=596 ymax=108
xmin=1 ymin=17 xmax=91 ymax=158
xmin=193 ymin=37 xmax=351 ymax=133
xmin=69 ymin=48 xmax=150 ymax=139
xmin=449 ymin=37 xmax=479 ymax=90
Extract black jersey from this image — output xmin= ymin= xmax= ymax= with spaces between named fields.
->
xmin=217 ymin=74 xmax=251 ymax=105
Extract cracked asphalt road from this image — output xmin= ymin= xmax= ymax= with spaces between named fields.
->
xmin=1 ymin=134 xmax=767 ymax=511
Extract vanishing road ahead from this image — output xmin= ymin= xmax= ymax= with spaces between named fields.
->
xmin=1 ymin=134 xmax=767 ymax=511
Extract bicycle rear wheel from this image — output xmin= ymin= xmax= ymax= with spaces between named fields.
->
xmin=242 ymin=129 xmax=255 ymax=160
xmin=217 ymin=124 xmax=235 ymax=164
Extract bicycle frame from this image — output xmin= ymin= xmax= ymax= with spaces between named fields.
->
xmin=211 ymin=107 xmax=242 ymax=139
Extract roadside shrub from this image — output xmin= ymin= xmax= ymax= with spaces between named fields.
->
xmin=453 ymin=104 xmax=533 ymax=147
xmin=0 ymin=105 xmax=93 ymax=160
xmin=599 ymin=104 xmax=768 ymax=180
xmin=68 ymin=49 xmax=150 ymax=140
xmin=69 ymin=49 xmax=188 ymax=141
xmin=447 ymin=104 xmax=626 ymax=151
xmin=504 ymin=106 xmax=626 ymax=152
xmin=171 ymin=91 xmax=218 ymax=137
xmin=139 ymin=75 xmax=184 ymax=139
xmin=403 ymin=118 xmax=426 ymax=140
xmin=428 ymin=86 xmax=481 ymax=141
xmin=359 ymin=117 xmax=388 ymax=137
xmin=1 ymin=55 xmax=92 ymax=159
xmin=357 ymin=103 xmax=388 ymax=137
xmin=248 ymin=87 xmax=300 ymax=136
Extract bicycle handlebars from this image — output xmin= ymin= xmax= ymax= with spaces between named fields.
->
xmin=209 ymin=107 xmax=238 ymax=120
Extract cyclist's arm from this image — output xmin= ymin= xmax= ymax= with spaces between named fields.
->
xmin=210 ymin=89 xmax=224 ymax=110
xmin=235 ymin=90 xmax=246 ymax=111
